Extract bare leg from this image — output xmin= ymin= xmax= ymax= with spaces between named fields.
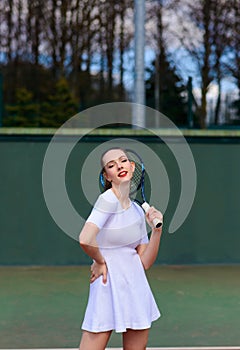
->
xmin=79 ymin=330 xmax=112 ymax=350
xmin=122 ymin=328 xmax=149 ymax=350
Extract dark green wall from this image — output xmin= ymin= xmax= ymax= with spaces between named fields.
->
xmin=1 ymin=135 xmax=240 ymax=265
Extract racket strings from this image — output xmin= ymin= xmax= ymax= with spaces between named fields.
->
xmin=128 ymin=157 xmax=144 ymax=195
xmin=130 ymin=165 xmax=141 ymax=189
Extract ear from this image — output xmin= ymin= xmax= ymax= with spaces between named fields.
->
xmin=130 ymin=161 xmax=135 ymax=172
xmin=103 ymin=169 xmax=111 ymax=183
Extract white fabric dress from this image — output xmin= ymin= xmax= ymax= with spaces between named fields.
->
xmin=81 ymin=189 xmax=161 ymax=333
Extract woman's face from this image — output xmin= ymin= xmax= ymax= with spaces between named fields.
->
xmin=102 ymin=149 xmax=135 ymax=186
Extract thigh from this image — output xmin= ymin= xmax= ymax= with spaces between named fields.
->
xmin=122 ymin=328 xmax=149 ymax=350
xmin=79 ymin=330 xmax=112 ymax=350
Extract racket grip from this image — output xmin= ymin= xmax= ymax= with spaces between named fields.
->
xmin=142 ymin=202 xmax=163 ymax=229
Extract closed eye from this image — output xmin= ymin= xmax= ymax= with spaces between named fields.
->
xmin=106 ymin=157 xmax=129 ymax=169
xmin=107 ymin=163 xmax=115 ymax=169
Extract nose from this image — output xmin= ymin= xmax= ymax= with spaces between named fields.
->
xmin=116 ymin=161 xmax=123 ymax=170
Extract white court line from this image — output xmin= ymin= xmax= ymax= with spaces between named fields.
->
xmin=2 ymin=347 xmax=240 ymax=350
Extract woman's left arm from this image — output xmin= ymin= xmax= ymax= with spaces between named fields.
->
xmin=137 ymin=206 xmax=163 ymax=270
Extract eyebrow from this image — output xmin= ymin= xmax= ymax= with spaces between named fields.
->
xmin=104 ymin=155 xmax=128 ymax=166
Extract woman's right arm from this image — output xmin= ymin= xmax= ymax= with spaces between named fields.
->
xmin=79 ymin=222 xmax=107 ymax=283
xmin=79 ymin=222 xmax=105 ymax=264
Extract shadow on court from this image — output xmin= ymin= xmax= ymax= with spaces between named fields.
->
xmin=0 ymin=265 xmax=240 ymax=348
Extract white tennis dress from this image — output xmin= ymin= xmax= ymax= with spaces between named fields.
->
xmin=81 ymin=189 xmax=161 ymax=333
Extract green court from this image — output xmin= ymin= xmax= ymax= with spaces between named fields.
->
xmin=1 ymin=265 xmax=239 ymax=348
xmin=1 ymin=129 xmax=240 ymax=349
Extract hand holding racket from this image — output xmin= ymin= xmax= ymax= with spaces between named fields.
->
xmin=142 ymin=203 xmax=163 ymax=229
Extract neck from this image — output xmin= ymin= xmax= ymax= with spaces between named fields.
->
xmin=111 ymin=182 xmax=131 ymax=209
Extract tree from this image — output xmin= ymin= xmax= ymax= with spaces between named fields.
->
xmin=146 ymin=58 xmax=187 ymax=126
xmin=117 ymin=0 xmax=130 ymax=99
xmin=26 ymin=0 xmax=46 ymax=66
xmin=4 ymin=87 xmax=39 ymax=126
xmin=211 ymin=0 xmax=231 ymax=125
xmin=146 ymin=0 xmax=187 ymax=125
xmin=38 ymin=77 xmax=79 ymax=127
xmin=172 ymin=0 xmax=215 ymax=128
xmin=168 ymin=0 xmax=233 ymax=128
xmin=223 ymin=0 xmax=240 ymax=121
xmin=1 ymin=0 xmax=132 ymax=125
xmin=2 ymin=0 xmax=238 ymax=128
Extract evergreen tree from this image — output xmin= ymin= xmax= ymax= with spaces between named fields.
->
xmin=38 ymin=77 xmax=79 ymax=127
xmin=146 ymin=54 xmax=187 ymax=126
xmin=4 ymin=88 xmax=39 ymax=126
xmin=232 ymin=99 xmax=240 ymax=122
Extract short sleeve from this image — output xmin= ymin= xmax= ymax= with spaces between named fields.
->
xmin=139 ymin=233 xmax=149 ymax=245
xmin=86 ymin=190 xmax=118 ymax=229
xmin=139 ymin=215 xmax=149 ymax=244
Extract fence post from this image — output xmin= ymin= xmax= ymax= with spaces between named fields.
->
xmin=187 ymin=76 xmax=193 ymax=128
xmin=0 ymin=72 xmax=3 ymax=127
xmin=132 ymin=0 xmax=146 ymax=128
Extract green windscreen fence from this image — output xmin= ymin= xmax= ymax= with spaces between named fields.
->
xmin=0 ymin=129 xmax=240 ymax=265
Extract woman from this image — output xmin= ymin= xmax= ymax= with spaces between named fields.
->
xmin=79 ymin=148 xmax=163 ymax=350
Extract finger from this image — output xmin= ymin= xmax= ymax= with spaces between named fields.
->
xmin=90 ymin=275 xmax=96 ymax=283
xmin=147 ymin=208 xmax=162 ymax=220
xmin=102 ymin=270 xmax=107 ymax=284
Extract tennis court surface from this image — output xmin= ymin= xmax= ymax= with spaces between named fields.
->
xmin=0 ymin=265 xmax=240 ymax=348
xmin=1 ymin=348 xmax=239 ymax=350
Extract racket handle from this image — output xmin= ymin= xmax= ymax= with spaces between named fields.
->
xmin=142 ymin=202 xmax=162 ymax=229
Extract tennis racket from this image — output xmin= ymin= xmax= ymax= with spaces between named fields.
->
xmin=99 ymin=149 xmax=162 ymax=229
